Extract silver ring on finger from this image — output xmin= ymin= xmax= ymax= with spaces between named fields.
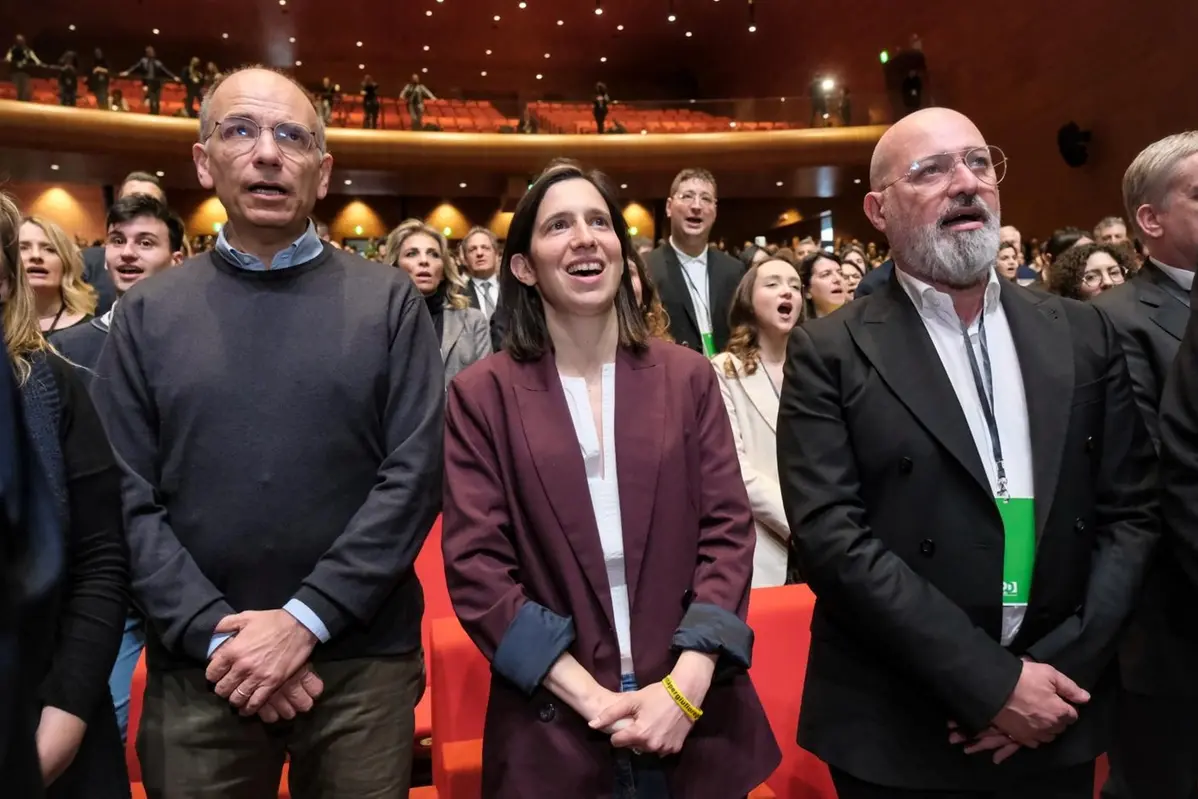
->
xmin=235 ymin=686 xmax=252 ymax=697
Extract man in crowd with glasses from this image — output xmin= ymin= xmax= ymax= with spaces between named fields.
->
xmin=94 ymin=66 xmax=444 ymax=798
xmin=779 ymin=107 xmax=1157 ymax=798
xmin=646 ymin=167 xmax=743 ymax=355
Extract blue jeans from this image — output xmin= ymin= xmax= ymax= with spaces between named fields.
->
xmin=614 ymin=674 xmax=672 ymax=799
xmin=107 ymin=615 xmax=145 ymax=743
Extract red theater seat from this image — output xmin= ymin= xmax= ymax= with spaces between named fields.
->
xmin=428 ymin=591 xmax=791 ymax=799
xmin=746 ymin=585 xmax=836 ymax=798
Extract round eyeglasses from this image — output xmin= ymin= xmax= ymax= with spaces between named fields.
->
xmin=204 ymin=115 xmax=320 ymax=157
xmin=880 ymin=145 xmax=1007 ymax=192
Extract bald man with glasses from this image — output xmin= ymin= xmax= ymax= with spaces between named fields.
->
xmin=94 ymin=66 xmax=444 ymax=798
xmin=779 ymin=107 xmax=1157 ymax=798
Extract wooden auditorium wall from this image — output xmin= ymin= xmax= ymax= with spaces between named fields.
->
xmin=3 ymin=182 xmax=109 ymax=242
xmin=696 ymin=0 xmax=1198 ymax=237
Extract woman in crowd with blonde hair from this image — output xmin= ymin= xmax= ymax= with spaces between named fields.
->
xmin=711 ymin=257 xmax=805 ymax=587
xmin=18 ymin=216 xmax=97 ymax=335
xmin=1 ymin=193 xmax=128 ymax=798
xmin=384 ymin=220 xmax=490 ymax=386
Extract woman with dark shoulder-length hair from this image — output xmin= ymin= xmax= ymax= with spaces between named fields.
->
xmin=441 ymin=162 xmax=780 ymax=798
xmin=0 ymin=193 xmax=128 ymax=798
xmin=711 ymin=257 xmax=804 ymax=587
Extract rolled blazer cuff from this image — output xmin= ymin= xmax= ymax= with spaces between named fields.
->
xmin=492 ymin=601 xmax=576 ymax=696
xmin=672 ymin=602 xmax=753 ymax=674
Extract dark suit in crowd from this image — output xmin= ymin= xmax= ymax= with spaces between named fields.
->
xmin=644 ymin=244 xmax=742 ymax=354
xmin=80 ymin=247 xmax=117 ymax=317
xmin=779 ymin=273 xmax=1158 ymax=795
xmin=853 ymin=258 xmax=894 ymax=299
xmin=1147 ymin=261 xmax=1198 ymax=799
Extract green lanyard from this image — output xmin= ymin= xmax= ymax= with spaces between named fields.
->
xmin=961 ymin=314 xmax=1034 ymax=607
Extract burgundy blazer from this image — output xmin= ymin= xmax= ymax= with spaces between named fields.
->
xmin=442 ymin=340 xmax=780 ymax=798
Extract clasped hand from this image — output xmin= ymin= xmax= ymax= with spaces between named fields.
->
xmin=205 ymin=609 xmax=323 ymax=722
xmin=587 ymin=681 xmax=699 ymax=757
xmin=948 ymin=660 xmax=1090 ymax=764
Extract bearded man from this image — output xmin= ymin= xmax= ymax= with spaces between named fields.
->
xmin=776 ymin=107 xmax=1158 ymax=799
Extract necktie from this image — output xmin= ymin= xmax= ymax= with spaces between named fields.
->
xmin=480 ymin=281 xmax=495 ymax=318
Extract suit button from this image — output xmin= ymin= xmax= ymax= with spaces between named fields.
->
xmin=919 ymin=539 xmax=935 ymax=557
xmin=899 ymin=457 xmax=913 ymax=474
xmin=1074 ymin=518 xmax=1086 ymax=533
xmin=539 ymin=703 xmax=557 ymax=723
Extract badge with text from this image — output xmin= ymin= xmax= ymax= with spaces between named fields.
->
xmin=701 ymin=332 xmax=717 ymax=358
xmin=999 ymin=497 xmax=1035 ymax=606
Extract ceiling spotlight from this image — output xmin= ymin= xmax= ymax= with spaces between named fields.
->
xmin=544 ymin=53 xmax=551 ymax=58
xmin=620 ymin=183 xmax=628 ymax=189
xmin=748 ymin=24 xmax=757 ymax=32
xmin=853 ymin=178 xmax=862 ymax=184
xmin=668 ymin=14 xmax=677 ymax=22
xmin=557 ymin=19 xmax=564 ymax=25
xmin=459 ymin=182 xmax=468 ymax=188
xmin=358 ymin=63 xmax=365 ymax=69
xmin=344 ymin=179 xmax=353 ymax=185
xmin=426 ymin=9 xmax=433 ymax=15
xmin=50 ymin=164 xmax=60 ymax=171
xmin=279 ymin=0 xmax=285 ymax=5
xmin=480 ymin=70 xmax=487 ymax=76
xmin=493 ymin=14 xmax=501 ymax=20
xmin=535 ymin=73 xmax=543 ymax=80
xmin=600 ymin=56 xmax=607 ymax=62
xmin=422 ymin=67 xmax=429 ymax=73
xmin=617 ymin=24 xmax=624 ymax=30
xmin=821 ymin=78 xmax=835 ymax=91
xmin=685 ymin=30 xmax=693 ymax=37
xmin=424 ymin=45 xmax=430 ymax=51
xmin=776 ymin=181 xmax=783 ymax=187
xmin=295 ymin=60 xmax=302 ymax=65
xmin=289 ymin=36 xmax=296 ymax=42
xmin=68 ymin=24 xmax=76 ymax=31
xmin=152 ymin=28 xmax=160 ymax=34
xmin=222 ymin=32 xmax=229 ymax=38
xmin=485 ymin=49 xmax=492 ymax=55
xmin=356 ymin=41 xmax=363 ymax=47
xmin=518 ymin=1 xmax=527 ymax=7
xmin=156 ymin=170 xmax=166 ymax=177
xmin=594 ymin=0 xmax=603 ymax=14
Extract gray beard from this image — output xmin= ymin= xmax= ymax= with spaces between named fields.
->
xmin=896 ymin=216 xmax=1001 ymax=289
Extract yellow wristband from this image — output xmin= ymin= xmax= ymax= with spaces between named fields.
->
xmin=661 ymin=675 xmax=703 ymax=722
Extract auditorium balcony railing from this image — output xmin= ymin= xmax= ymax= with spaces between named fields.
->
xmin=0 ymin=90 xmax=891 ymax=174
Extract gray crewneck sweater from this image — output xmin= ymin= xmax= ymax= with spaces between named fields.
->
xmin=94 ymin=245 xmax=445 ymax=667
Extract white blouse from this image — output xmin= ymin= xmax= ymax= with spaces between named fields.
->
xmin=559 ymin=364 xmax=634 ymax=675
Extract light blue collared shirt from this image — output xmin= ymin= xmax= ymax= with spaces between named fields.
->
xmin=207 ymin=219 xmax=331 ymax=659
xmin=215 ymin=220 xmax=325 ymax=272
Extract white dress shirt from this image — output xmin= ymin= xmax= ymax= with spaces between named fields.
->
xmin=895 ymin=267 xmax=1034 ymax=645
xmin=559 ymin=365 xmax=634 ymax=674
xmin=1156 ymin=260 xmax=1195 ymax=292
xmin=670 ymin=238 xmax=712 ymax=335
xmin=472 ymin=276 xmax=498 ymax=319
